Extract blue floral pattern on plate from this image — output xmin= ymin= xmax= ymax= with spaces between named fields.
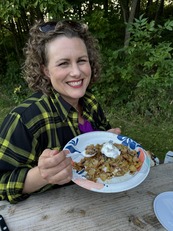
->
xmin=65 ymin=138 xmax=81 ymax=153
xmin=117 ymin=135 xmax=142 ymax=150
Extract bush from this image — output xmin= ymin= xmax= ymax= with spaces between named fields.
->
xmin=0 ymin=53 xmax=29 ymax=104
xmin=93 ymin=16 xmax=173 ymax=121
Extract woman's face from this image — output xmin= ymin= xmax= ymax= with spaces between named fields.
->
xmin=43 ymin=36 xmax=91 ymax=106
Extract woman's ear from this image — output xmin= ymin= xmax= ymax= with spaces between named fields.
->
xmin=42 ymin=65 xmax=50 ymax=78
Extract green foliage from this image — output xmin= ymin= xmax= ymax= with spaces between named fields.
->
xmin=86 ymin=10 xmax=110 ymax=40
xmin=93 ymin=16 xmax=173 ymax=121
xmin=0 ymin=0 xmax=69 ymax=21
xmin=0 ymin=53 xmax=29 ymax=103
xmin=13 ymin=82 xmax=31 ymax=104
xmin=3 ymin=55 xmax=21 ymax=84
xmin=86 ymin=7 xmax=124 ymax=50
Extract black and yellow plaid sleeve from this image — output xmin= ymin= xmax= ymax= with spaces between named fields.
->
xmin=0 ymin=112 xmax=34 ymax=203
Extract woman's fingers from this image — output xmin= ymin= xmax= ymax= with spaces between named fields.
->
xmin=107 ymin=127 xmax=121 ymax=135
xmin=38 ymin=149 xmax=70 ymax=169
xmin=46 ymin=164 xmax=72 ymax=185
xmin=38 ymin=149 xmax=72 ymax=184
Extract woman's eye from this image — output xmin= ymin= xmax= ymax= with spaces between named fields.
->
xmin=58 ymin=62 xmax=68 ymax=66
xmin=78 ymin=59 xmax=87 ymax=64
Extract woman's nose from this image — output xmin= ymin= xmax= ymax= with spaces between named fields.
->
xmin=70 ymin=63 xmax=81 ymax=77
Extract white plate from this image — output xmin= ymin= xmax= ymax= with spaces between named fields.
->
xmin=154 ymin=192 xmax=173 ymax=231
xmin=64 ymin=131 xmax=150 ymax=193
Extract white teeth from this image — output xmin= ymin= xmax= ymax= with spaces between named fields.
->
xmin=68 ymin=80 xmax=82 ymax=86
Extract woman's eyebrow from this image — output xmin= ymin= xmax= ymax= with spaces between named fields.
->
xmin=78 ymin=55 xmax=89 ymax=59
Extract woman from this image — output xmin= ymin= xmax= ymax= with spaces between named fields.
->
xmin=0 ymin=20 xmax=121 ymax=203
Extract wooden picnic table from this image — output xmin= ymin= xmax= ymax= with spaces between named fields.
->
xmin=0 ymin=163 xmax=173 ymax=231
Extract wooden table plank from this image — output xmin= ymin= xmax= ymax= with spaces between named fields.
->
xmin=0 ymin=163 xmax=173 ymax=231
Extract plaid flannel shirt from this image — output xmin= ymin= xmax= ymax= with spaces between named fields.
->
xmin=0 ymin=90 xmax=111 ymax=203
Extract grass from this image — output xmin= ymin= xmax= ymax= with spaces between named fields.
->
xmin=0 ymin=86 xmax=172 ymax=162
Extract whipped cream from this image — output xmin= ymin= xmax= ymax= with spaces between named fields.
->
xmin=101 ymin=142 xmax=120 ymax=158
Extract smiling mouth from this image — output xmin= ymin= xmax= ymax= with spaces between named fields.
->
xmin=67 ymin=80 xmax=83 ymax=87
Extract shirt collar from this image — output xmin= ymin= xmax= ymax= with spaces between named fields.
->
xmin=50 ymin=89 xmax=93 ymax=121
xmin=51 ymin=89 xmax=76 ymax=121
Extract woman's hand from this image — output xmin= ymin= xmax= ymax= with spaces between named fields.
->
xmin=107 ymin=127 xmax=121 ymax=135
xmin=23 ymin=149 xmax=72 ymax=194
xmin=38 ymin=149 xmax=72 ymax=185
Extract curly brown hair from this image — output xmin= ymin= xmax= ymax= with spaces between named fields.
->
xmin=23 ymin=20 xmax=101 ymax=95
